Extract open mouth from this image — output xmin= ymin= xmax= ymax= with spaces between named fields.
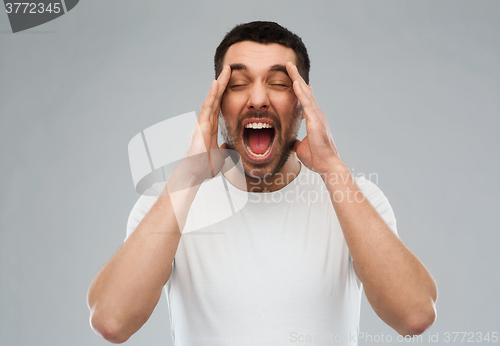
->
xmin=241 ymin=119 xmax=277 ymax=163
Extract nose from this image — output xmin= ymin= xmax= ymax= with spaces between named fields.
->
xmin=246 ymin=82 xmax=270 ymax=111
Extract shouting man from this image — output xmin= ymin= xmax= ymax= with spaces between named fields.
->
xmin=87 ymin=21 xmax=437 ymax=345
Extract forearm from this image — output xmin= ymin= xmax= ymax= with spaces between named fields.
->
xmin=322 ymin=160 xmax=437 ymax=336
xmin=87 ymin=171 xmax=200 ymax=343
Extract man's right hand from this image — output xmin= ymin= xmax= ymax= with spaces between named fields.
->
xmin=174 ymin=66 xmax=231 ymax=186
xmin=87 ymin=66 xmax=233 ymax=344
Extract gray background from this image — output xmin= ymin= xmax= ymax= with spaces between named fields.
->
xmin=1 ymin=1 xmax=498 ymax=345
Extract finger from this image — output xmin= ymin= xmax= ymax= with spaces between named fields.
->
xmin=287 ymin=63 xmax=323 ymax=121
xmin=285 ymin=61 xmax=300 ymax=83
xmin=208 ymin=66 xmax=231 ymax=145
xmin=292 ymin=76 xmax=327 ymax=125
xmin=217 ymin=65 xmax=231 ymax=96
xmin=293 ymin=80 xmax=318 ymax=122
xmin=286 ymin=62 xmax=312 ymax=96
xmin=199 ymin=80 xmax=218 ymax=123
xmin=208 ymin=66 xmax=230 ymax=138
xmin=286 ymin=62 xmax=316 ymax=110
xmin=212 ymin=65 xmax=231 ymax=116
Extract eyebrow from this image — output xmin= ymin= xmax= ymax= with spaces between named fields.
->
xmin=229 ymin=63 xmax=247 ymax=71
xmin=269 ymin=64 xmax=289 ymax=77
xmin=229 ymin=63 xmax=290 ymax=78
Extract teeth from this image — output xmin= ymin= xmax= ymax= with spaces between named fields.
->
xmin=243 ymin=121 xmax=275 ymax=158
xmin=244 ymin=122 xmax=273 ymax=129
xmin=245 ymin=142 xmax=272 ymax=157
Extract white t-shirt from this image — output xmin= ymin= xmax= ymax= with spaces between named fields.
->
xmin=125 ymin=163 xmax=398 ymax=346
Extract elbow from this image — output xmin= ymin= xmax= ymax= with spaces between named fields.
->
xmin=400 ymin=304 xmax=437 ymax=337
xmin=89 ymin=311 xmax=131 ymax=344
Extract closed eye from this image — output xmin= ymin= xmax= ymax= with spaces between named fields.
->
xmin=270 ymin=84 xmax=291 ymax=89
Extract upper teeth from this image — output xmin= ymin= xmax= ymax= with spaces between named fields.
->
xmin=244 ymin=122 xmax=273 ymax=129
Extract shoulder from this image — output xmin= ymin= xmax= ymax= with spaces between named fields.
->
xmin=354 ymin=175 xmax=399 ymax=236
xmin=354 ymin=175 xmax=387 ymax=199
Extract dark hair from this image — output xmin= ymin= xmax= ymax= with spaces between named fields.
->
xmin=214 ymin=21 xmax=310 ymax=84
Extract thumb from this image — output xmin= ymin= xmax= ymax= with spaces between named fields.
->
xmin=208 ymin=142 xmax=229 ymax=178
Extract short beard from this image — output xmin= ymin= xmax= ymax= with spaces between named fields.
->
xmin=219 ymin=112 xmax=235 ymax=150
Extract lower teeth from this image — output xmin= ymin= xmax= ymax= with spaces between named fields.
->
xmin=245 ymin=143 xmax=271 ymax=158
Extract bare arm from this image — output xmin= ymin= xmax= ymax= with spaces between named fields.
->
xmin=323 ymin=164 xmax=437 ymax=336
xmin=87 ymin=177 xmax=193 ymax=343
xmin=86 ymin=66 xmax=231 ymax=343
xmin=286 ymin=61 xmax=437 ymax=337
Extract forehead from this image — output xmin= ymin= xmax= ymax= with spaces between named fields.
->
xmin=223 ymin=41 xmax=297 ymax=72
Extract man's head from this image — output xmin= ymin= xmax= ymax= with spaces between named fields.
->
xmin=214 ymin=21 xmax=310 ymax=84
xmin=214 ymin=22 xmax=310 ymax=182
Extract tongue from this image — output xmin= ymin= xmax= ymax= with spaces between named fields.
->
xmin=248 ymin=129 xmax=273 ymax=155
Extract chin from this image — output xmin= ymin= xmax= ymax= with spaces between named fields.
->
xmin=240 ymin=144 xmax=293 ymax=181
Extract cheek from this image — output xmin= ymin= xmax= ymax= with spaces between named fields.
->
xmin=221 ymin=94 xmax=246 ymax=119
xmin=220 ymin=96 xmax=241 ymax=133
xmin=269 ymin=91 xmax=299 ymax=114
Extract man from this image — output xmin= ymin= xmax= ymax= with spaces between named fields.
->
xmin=87 ymin=21 xmax=437 ymax=345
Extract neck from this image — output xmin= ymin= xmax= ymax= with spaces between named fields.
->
xmin=223 ymin=154 xmax=302 ymax=193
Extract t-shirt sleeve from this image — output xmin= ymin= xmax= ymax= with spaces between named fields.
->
xmin=124 ymin=194 xmax=160 ymax=242
xmin=354 ymin=176 xmax=398 ymax=236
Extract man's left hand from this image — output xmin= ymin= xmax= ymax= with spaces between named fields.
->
xmin=286 ymin=61 xmax=344 ymax=175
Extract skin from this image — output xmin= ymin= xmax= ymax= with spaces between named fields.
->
xmin=285 ymin=59 xmax=438 ymax=336
xmin=86 ymin=63 xmax=232 ymax=344
xmin=218 ymin=42 xmax=302 ymax=192
xmin=87 ymin=40 xmax=437 ymax=343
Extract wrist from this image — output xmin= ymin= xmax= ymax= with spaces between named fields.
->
xmin=166 ymin=167 xmax=202 ymax=195
xmin=322 ymin=156 xmax=350 ymax=176
xmin=319 ymin=160 xmax=353 ymax=188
